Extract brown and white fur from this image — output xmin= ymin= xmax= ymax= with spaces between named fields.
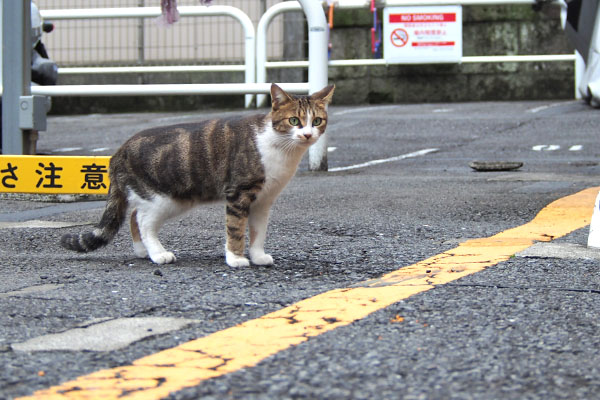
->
xmin=60 ymin=84 xmax=335 ymax=267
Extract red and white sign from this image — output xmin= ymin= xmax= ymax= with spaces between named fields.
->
xmin=389 ymin=13 xmax=457 ymax=23
xmin=383 ymin=6 xmax=462 ymax=64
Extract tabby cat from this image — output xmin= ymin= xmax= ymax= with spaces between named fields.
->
xmin=60 ymin=84 xmax=335 ymax=267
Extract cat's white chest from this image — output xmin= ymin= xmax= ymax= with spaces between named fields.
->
xmin=255 ymin=124 xmax=306 ymax=204
xmin=262 ymin=146 xmax=298 ymax=183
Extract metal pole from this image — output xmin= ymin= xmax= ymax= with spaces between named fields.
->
xmin=260 ymin=0 xmax=267 ymax=16
xmin=137 ymin=0 xmax=145 ymax=64
xmin=298 ymin=0 xmax=329 ymax=171
xmin=137 ymin=0 xmax=145 ymax=85
xmin=2 ymin=0 xmax=32 ymax=154
xmin=0 ymin=2 xmax=2 ymax=100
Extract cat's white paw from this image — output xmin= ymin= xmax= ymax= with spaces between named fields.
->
xmin=133 ymin=241 xmax=148 ymax=258
xmin=250 ymin=251 xmax=274 ymax=266
xmin=226 ymin=251 xmax=250 ymax=268
xmin=150 ymin=251 xmax=177 ymax=264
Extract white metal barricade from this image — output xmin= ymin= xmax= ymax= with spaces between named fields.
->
xmin=40 ymin=6 xmax=257 ymax=108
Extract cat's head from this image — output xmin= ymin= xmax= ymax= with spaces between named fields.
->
xmin=269 ymin=84 xmax=335 ymax=148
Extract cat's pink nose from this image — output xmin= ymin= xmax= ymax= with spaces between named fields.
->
xmin=303 ymin=133 xmax=312 ymax=140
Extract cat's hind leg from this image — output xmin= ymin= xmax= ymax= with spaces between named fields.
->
xmin=130 ymin=208 xmax=148 ymax=259
xmin=132 ymin=194 xmax=182 ymax=264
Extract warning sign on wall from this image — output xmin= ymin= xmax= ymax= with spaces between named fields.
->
xmin=0 ymin=156 xmax=111 ymax=195
xmin=383 ymin=6 xmax=462 ymax=64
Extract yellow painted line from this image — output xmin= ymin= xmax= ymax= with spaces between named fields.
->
xmin=0 ymin=156 xmax=110 ymax=195
xmin=18 ymin=186 xmax=599 ymax=400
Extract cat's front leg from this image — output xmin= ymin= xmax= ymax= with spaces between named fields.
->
xmin=224 ymin=181 xmax=265 ymax=267
xmin=225 ymin=250 xmax=250 ymax=268
xmin=248 ymin=204 xmax=273 ymax=266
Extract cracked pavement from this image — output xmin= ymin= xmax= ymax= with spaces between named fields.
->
xmin=1 ymin=100 xmax=600 ymax=399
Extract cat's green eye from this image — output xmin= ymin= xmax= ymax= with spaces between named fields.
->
xmin=312 ymin=117 xmax=323 ymax=127
xmin=289 ymin=117 xmax=301 ymax=126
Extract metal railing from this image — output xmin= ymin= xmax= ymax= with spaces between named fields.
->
xmin=40 ymin=5 xmax=257 ymax=107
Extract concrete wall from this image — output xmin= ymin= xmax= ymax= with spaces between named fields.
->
xmin=49 ymin=4 xmax=574 ymax=114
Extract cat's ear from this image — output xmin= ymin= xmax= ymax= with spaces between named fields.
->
xmin=310 ymin=84 xmax=335 ymax=105
xmin=270 ymin=84 xmax=293 ymax=110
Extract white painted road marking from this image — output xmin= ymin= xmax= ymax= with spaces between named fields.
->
xmin=532 ymin=145 xmax=561 ymax=151
xmin=329 ymin=148 xmax=439 ymax=172
xmin=528 ymin=105 xmax=552 ymax=113
xmin=333 ymin=105 xmax=400 ymax=116
xmin=532 ymin=145 xmax=584 ymax=152
xmin=53 ymin=147 xmax=83 ymax=153
xmin=527 ymin=101 xmax=576 ymax=113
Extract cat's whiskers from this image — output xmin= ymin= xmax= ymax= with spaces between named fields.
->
xmin=271 ymin=134 xmax=305 ymax=155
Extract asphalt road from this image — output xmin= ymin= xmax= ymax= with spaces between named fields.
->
xmin=1 ymin=100 xmax=600 ymax=399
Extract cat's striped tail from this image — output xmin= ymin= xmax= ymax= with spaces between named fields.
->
xmin=60 ymin=185 xmax=128 ymax=253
